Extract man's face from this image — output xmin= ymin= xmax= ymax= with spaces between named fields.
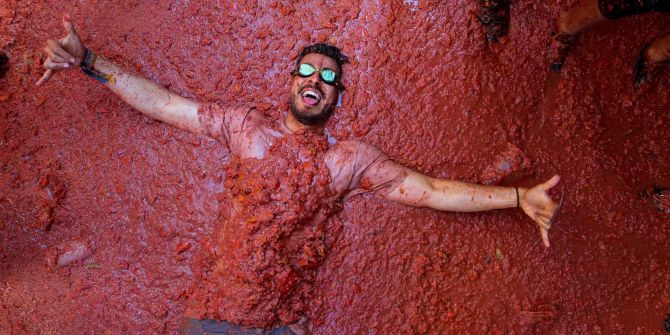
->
xmin=289 ymin=53 xmax=341 ymax=126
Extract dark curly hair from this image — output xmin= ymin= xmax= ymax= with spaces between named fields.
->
xmin=295 ymin=43 xmax=349 ymax=90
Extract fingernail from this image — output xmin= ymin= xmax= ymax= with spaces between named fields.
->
xmin=70 ymin=58 xmax=76 ymax=63
xmin=65 ymin=64 xmax=69 ymax=68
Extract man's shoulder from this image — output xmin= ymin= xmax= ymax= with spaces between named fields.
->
xmin=198 ymin=102 xmax=272 ymax=145
xmin=324 ymin=139 xmax=396 ymax=196
xmin=325 ymin=139 xmax=385 ymax=171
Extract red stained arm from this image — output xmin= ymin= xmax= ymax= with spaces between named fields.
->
xmin=384 ymin=170 xmax=524 ymax=212
xmin=329 ymin=140 xmax=558 ymax=246
xmin=94 ymin=57 xmax=203 ymax=134
xmin=383 ymin=171 xmax=562 ymax=247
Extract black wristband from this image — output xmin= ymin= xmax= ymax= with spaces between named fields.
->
xmin=515 ymin=187 xmax=520 ymax=208
xmin=80 ymin=48 xmax=113 ymax=84
xmin=81 ymin=48 xmax=93 ymax=67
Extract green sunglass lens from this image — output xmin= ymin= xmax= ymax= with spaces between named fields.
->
xmin=298 ymin=64 xmax=315 ymax=76
xmin=321 ymin=69 xmax=336 ymax=83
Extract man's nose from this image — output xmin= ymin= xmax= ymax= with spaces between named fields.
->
xmin=306 ymin=71 xmax=322 ymax=84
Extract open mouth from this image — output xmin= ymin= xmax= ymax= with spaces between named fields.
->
xmin=300 ymin=88 xmax=322 ymax=106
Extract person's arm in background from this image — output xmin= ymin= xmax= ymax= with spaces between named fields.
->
xmin=37 ymin=15 xmax=202 ymax=134
xmin=383 ymin=170 xmax=561 ymax=247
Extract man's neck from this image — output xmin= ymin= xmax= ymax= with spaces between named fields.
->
xmin=284 ymin=113 xmax=325 ymax=134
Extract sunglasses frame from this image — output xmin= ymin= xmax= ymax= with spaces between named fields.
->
xmin=291 ymin=63 xmax=346 ymax=91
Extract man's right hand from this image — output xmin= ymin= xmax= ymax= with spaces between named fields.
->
xmin=37 ymin=14 xmax=86 ymax=86
xmin=35 ymin=14 xmax=202 ymax=134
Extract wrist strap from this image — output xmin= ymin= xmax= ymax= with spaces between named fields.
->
xmin=515 ymin=187 xmax=520 ymax=208
xmin=81 ymin=48 xmax=115 ymax=84
xmin=81 ymin=48 xmax=95 ymax=68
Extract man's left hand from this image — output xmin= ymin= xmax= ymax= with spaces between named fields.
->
xmin=520 ymin=175 xmax=561 ymax=248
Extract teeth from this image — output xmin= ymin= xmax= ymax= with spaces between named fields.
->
xmin=302 ymin=89 xmax=321 ymax=100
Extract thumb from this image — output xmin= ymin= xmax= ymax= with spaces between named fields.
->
xmin=62 ymin=14 xmax=78 ymax=38
xmin=541 ymin=175 xmax=561 ymax=191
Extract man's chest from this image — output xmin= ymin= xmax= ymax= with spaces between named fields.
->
xmin=226 ymin=127 xmax=352 ymax=200
xmin=231 ymin=125 xmax=283 ymax=160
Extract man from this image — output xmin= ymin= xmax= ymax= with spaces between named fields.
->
xmin=39 ymin=15 xmax=561 ymax=335
xmin=549 ymin=0 xmax=670 ymax=87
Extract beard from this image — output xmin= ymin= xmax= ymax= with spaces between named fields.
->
xmin=289 ymin=93 xmax=336 ymax=126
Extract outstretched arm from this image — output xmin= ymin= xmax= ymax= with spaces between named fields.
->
xmin=84 ymin=57 xmax=201 ymax=133
xmin=37 ymin=15 xmax=202 ymax=134
xmin=383 ymin=170 xmax=561 ymax=247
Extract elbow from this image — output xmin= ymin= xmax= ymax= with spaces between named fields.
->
xmin=391 ymin=174 xmax=446 ymax=209
xmin=423 ymin=178 xmax=465 ymax=211
xmin=416 ymin=177 xmax=442 ymax=208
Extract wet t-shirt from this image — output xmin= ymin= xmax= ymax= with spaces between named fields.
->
xmin=188 ymin=103 xmax=406 ymax=328
xmin=197 ymin=103 xmax=407 ymax=198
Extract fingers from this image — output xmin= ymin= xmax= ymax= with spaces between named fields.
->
xmin=47 ymin=39 xmax=76 ymax=64
xmin=37 ymin=14 xmax=80 ymax=87
xmin=535 ymin=216 xmax=551 ymax=248
xmin=535 ymin=207 xmax=554 ymax=217
xmin=43 ymin=59 xmax=71 ymax=70
xmin=536 ymin=215 xmax=550 ymax=229
xmin=43 ymin=46 xmax=69 ymax=64
xmin=62 ymin=14 xmax=78 ymax=39
xmin=36 ymin=69 xmax=54 ymax=86
xmin=541 ymin=175 xmax=561 ymax=191
xmin=43 ymin=46 xmax=65 ymax=63
xmin=540 ymin=226 xmax=550 ymax=247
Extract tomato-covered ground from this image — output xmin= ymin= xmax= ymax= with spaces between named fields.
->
xmin=1 ymin=0 xmax=668 ymax=334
